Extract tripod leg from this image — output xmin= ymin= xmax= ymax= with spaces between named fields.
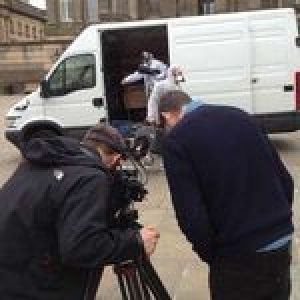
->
xmin=116 ymin=272 xmax=131 ymax=299
xmin=84 ymin=268 xmax=104 ymax=300
xmin=135 ymin=271 xmax=152 ymax=300
xmin=137 ymin=257 xmax=171 ymax=300
xmin=114 ymin=261 xmax=151 ymax=300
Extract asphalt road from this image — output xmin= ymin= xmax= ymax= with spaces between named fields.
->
xmin=0 ymin=95 xmax=299 ymax=299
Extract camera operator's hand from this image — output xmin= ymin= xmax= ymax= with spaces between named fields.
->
xmin=139 ymin=226 xmax=160 ymax=257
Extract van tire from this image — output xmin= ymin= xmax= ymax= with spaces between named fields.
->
xmin=22 ymin=125 xmax=62 ymax=144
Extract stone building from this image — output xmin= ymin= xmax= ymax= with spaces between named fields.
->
xmin=0 ymin=1 xmax=72 ymax=94
xmin=0 ymin=0 xmax=46 ymax=43
xmin=46 ymin=0 xmax=208 ymax=36
xmin=0 ymin=38 xmax=72 ymax=94
xmin=2 ymin=0 xmax=300 ymax=94
xmin=46 ymin=0 xmax=300 ymax=37
xmin=215 ymin=0 xmax=300 ymax=15
xmin=47 ymin=0 xmax=205 ymax=23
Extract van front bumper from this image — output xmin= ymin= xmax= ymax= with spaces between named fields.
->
xmin=5 ymin=130 xmax=21 ymax=148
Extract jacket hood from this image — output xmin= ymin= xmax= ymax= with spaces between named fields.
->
xmin=22 ymin=136 xmax=104 ymax=169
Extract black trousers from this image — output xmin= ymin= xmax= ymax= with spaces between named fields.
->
xmin=209 ymin=244 xmax=292 ymax=300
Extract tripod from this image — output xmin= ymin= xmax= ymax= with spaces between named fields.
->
xmin=101 ymin=165 xmax=171 ymax=299
xmin=98 ymin=211 xmax=171 ymax=299
xmin=113 ymin=255 xmax=171 ymax=300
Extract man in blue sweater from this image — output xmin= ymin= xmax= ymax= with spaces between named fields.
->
xmin=159 ymin=90 xmax=294 ymax=300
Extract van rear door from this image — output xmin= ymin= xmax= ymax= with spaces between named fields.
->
xmin=249 ymin=9 xmax=297 ymax=115
xmin=168 ymin=14 xmax=252 ymax=112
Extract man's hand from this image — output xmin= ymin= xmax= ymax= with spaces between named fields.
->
xmin=139 ymin=226 xmax=160 ymax=257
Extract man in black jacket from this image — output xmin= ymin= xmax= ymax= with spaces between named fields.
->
xmin=159 ymin=90 xmax=294 ymax=300
xmin=0 ymin=124 xmax=159 ymax=300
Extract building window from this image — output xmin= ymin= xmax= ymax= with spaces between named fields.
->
xmin=25 ymin=24 xmax=30 ymax=38
xmin=18 ymin=21 xmax=22 ymax=36
xmin=87 ymin=0 xmax=99 ymax=22
xmin=40 ymin=29 xmax=43 ymax=39
xmin=10 ymin=19 xmax=14 ymax=34
xmin=60 ymin=0 xmax=74 ymax=22
xmin=32 ymin=26 xmax=37 ymax=39
xmin=203 ymin=0 xmax=215 ymax=14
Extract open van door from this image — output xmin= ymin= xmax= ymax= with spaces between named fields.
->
xmin=42 ymin=51 xmax=107 ymax=137
xmin=168 ymin=15 xmax=253 ymax=113
xmin=101 ymin=25 xmax=169 ymax=123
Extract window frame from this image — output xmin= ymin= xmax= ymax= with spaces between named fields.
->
xmin=60 ymin=0 xmax=74 ymax=22
xmin=10 ymin=19 xmax=14 ymax=34
xmin=25 ymin=24 xmax=30 ymax=38
xmin=17 ymin=21 xmax=22 ymax=37
xmin=32 ymin=26 xmax=37 ymax=39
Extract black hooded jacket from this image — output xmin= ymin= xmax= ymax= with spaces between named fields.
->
xmin=0 ymin=136 xmax=143 ymax=299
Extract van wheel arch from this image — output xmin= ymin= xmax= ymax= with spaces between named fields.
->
xmin=22 ymin=122 xmax=63 ymax=143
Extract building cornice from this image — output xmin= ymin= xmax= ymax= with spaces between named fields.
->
xmin=0 ymin=0 xmax=47 ymax=22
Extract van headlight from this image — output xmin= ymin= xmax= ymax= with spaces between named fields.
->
xmin=5 ymin=116 xmax=19 ymax=128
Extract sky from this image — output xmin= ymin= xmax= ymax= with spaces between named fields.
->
xmin=30 ymin=0 xmax=46 ymax=10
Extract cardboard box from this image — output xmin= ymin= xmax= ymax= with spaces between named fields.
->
xmin=124 ymin=85 xmax=147 ymax=109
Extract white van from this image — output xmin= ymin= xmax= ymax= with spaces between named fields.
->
xmin=5 ymin=8 xmax=300 ymax=147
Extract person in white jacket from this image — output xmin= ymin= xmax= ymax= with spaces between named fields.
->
xmin=121 ymin=51 xmax=167 ymax=99
xmin=147 ymin=65 xmax=185 ymax=125
xmin=133 ymin=65 xmax=186 ymax=164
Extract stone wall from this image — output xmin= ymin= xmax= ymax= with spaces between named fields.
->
xmin=0 ymin=0 xmax=46 ymax=43
xmin=0 ymin=38 xmax=72 ymax=93
xmin=215 ymin=0 xmax=299 ymax=13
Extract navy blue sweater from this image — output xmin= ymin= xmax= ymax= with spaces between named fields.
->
xmin=162 ymin=105 xmax=294 ymax=263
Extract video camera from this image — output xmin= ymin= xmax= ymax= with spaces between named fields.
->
xmin=114 ymin=167 xmax=147 ymax=205
xmin=111 ymin=134 xmax=151 ymax=226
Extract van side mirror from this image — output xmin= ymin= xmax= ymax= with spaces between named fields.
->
xmin=40 ymin=79 xmax=50 ymax=98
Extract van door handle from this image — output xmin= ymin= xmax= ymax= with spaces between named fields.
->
xmin=93 ymin=97 xmax=104 ymax=107
xmin=98 ymin=118 xmax=106 ymax=123
xmin=251 ymin=78 xmax=258 ymax=84
xmin=283 ymin=85 xmax=294 ymax=92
